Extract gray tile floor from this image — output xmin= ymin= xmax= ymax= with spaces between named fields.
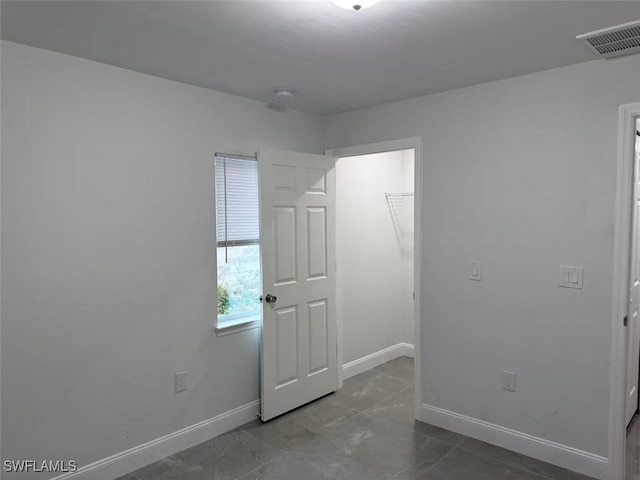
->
xmin=118 ymin=357 xmax=593 ymax=480
xmin=628 ymin=415 xmax=640 ymax=479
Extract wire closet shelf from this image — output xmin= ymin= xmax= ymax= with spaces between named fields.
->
xmin=384 ymin=192 xmax=414 ymax=198
xmin=384 ymin=192 xmax=414 ymax=248
xmin=384 ymin=191 xmax=414 ymax=221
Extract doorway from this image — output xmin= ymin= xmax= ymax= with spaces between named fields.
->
xmin=258 ymin=138 xmax=423 ymax=423
xmin=609 ymin=103 xmax=640 ymax=480
xmin=327 ymin=137 xmax=423 ymax=420
xmin=626 ymin=117 xmax=640 ymax=480
xmin=336 ymin=149 xmax=415 ymax=378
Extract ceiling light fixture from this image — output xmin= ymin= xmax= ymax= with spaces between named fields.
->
xmin=332 ymin=0 xmax=381 ymax=11
xmin=274 ymin=88 xmax=295 ymax=100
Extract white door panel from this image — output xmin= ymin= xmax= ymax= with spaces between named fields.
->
xmin=259 ymin=149 xmax=337 ymax=421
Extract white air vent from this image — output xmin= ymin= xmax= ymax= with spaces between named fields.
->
xmin=576 ymin=20 xmax=640 ymax=59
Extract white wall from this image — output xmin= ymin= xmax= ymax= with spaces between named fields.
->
xmin=1 ymin=41 xmax=324 ymax=479
xmin=326 ymin=55 xmax=640 ymax=457
xmin=336 ymin=150 xmax=414 ymax=365
xmin=4 ymin=34 xmax=640 ymax=478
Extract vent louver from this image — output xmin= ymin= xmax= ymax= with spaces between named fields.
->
xmin=576 ymin=20 xmax=640 ymax=59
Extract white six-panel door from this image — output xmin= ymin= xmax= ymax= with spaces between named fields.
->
xmin=626 ymin=139 xmax=640 ymax=426
xmin=259 ymin=148 xmax=337 ymax=422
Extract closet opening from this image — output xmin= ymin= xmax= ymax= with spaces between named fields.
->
xmin=335 ymin=148 xmax=416 ymax=394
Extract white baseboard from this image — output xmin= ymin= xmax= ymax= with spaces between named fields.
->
xmin=50 ymin=344 xmax=413 ymax=480
xmin=51 ymin=400 xmax=260 ymax=480
xmin=399 ymin=342 xmax=415 ymax=358
xmin=421 ymin=403 xmax=607 ymax=480
xmin=342 ymin=342 xmax=414 ymax=381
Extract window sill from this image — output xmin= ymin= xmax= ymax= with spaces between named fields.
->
xmin=216 ymin=314 xmax=261 ymax=337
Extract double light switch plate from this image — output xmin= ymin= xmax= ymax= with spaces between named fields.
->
xmin=559 ymin=265 xmax=583 ymax=289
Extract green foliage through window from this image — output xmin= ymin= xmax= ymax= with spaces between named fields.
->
xmin=217 ymin=283 xmax=230 ymax=315
xmin=217 ymin=245 xmax=261 ymax=318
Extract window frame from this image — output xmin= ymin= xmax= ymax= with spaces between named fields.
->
xmin=214 ymin=152 xmax=262 ymax=335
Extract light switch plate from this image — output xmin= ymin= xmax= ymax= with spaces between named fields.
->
xmin=470 ymin=261 xmax=482 ymax=281
xmin=559 ymin=265 xmax=583 ymax=289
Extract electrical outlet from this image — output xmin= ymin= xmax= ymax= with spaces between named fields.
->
xmin=175 ymin=371 xmax=188 ymax=393
xmin=502 ymin=371 xmax=516 ymax=392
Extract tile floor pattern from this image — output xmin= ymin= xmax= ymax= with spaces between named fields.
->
xmin=628 ymin=415 xmax=640 ymax=479
xmin=118 ymin=357 xmax=593 ymax=480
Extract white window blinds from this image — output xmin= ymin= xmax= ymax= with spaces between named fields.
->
xmin=215 ymin=154 xmax=259 ymax=247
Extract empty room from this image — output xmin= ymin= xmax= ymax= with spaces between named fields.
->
xmin=2 ymin=1 xmax=640 ymax=480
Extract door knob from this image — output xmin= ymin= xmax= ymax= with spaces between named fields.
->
xmin=265 ymin=294 xmax=277 ymax=304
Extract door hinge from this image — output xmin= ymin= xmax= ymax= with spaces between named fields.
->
xmin=624 ymin=315 xmax=629 ymax=327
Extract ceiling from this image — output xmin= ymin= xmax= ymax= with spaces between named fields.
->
xmin=2 ymin=1 xmax=639 ymax=115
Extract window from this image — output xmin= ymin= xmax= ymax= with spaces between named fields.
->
xmin=215 ymin=153 xmax=261 ymax=332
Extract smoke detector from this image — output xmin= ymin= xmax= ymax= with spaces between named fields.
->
xmin=274 ymin=89 xmax=295 ymax=100
xmin=332 ymin=0 xmax=381 ymax=11
xmin=576 ymin=20 xmax=640 ymax=59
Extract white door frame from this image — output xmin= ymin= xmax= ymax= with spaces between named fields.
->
xmin=326 ymin=137 xmax=423 ymax=421
xmin=610 ymin=103 xmax=640 ymax=480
